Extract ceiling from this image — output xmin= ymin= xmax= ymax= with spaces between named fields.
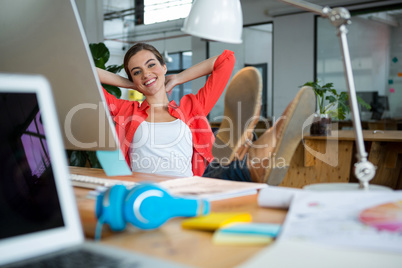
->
xmin=240 ymin=0 xmax=402 ymax=17
xmin=102 ymin=0 xmax=402 ymax=29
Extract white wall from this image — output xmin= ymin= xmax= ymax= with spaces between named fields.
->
xmin=75 ymin=0 xmax=104 ymax=43
xmin=273 ymin=13 xmax=315 ymax=117
xmin=317 ymin=15 xmax=391 ymax=95
xmin=244 ymin=25 xmax=273 ymax=116
xmin=389 ymin=16 xmax=402 ymax=118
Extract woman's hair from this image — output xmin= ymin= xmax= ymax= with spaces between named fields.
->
xmin=123 ymin=43 xmax=165 ymax=81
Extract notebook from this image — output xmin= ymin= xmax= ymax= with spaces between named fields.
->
xmin=0 ymin=73 xmax=183 ymax=267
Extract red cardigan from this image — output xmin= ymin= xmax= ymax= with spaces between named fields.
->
xmin=102 ymin=50 xmax=235 ymax=176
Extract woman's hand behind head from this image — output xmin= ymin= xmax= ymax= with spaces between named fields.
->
xmin=165 ymin=74 xmax=179 ymax=94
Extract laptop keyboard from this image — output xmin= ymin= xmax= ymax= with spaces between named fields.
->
xmin=70 ymin=174 xmax=138 ymax=189
xmin=5 ymin=248 xmax=140 ymax=268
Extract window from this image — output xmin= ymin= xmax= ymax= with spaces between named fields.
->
xmin=245 ymin=63 xmax=268 ymax=118
xmin=166 ymin=51 xmax=192 ymax=104
xmin=21 ymin=111 xmax=50 ymax=178
xmin=144 ymin=0 xmax=192 ymax=24
xmin=316 ymin=5 xmax=402 ymax=122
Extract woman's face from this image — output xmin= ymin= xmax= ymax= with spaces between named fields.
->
xmin=127 ymin=49 xmax=167 ymax=96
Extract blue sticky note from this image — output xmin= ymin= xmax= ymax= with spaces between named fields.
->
xmin=96 ymin=149 xmax=132 ymax=176
xmin=219 ymin=223 xmax=281 ymax=237
xmin=213 ymin=223 xmax=281 ymax=246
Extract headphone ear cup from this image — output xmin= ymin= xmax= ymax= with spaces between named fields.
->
xmin=124 ymin=183 xmax=172 ymax=230
xmin=97 ymin=184 xmax=128 ymax=232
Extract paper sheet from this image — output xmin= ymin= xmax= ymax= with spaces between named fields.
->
xmin=96 ymin=149 xmax=132 ymax=176
xmin=238 ymin=239 xmax=402 ymax=268
xmin=279 ymin=191 xmax=402 ymax=253
xmin=257 ymin=186 xmax=302 ymax=209
xmin=159 ymin=176 xmax=268 ymax=201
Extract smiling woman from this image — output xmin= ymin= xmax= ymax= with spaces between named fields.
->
xmin=125 ymin=46 xmax=168 ymax=98
xmin=98 ymin=42 xmax=317 ymax=185
xmin=98 ymin=42 xmax=235 ymax=177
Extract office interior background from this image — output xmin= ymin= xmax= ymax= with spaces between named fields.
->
xmin=76 ymin=0 xmax=402 ymax=129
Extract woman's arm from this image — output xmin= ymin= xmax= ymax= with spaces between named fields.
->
xmin=97 ymin=67 xmax=136 ymax=89
xmin=165 ymin=55 xmax=219 ymax=93
xmin=194 ymin=50 xmax=235 ymax=115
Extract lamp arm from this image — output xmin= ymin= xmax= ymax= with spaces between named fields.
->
xmin=279 ymin=0 xmax=331 ymax=17
xmin=337 ymin=24 xmax=376 ymax=190
xmin=278 ymin=0 xmax=376 ymax=190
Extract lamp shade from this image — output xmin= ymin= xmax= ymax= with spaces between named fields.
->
xmin=181 ymin=0 xmax=243 ymax=44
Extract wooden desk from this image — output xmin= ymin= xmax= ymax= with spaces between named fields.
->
xmin=336 ymin=118 xmax=402 ymax=131
xmin=70 ymin=167 xmax=287 ymax=268
xmin=280 ymin=130 xmax=402 ymax=189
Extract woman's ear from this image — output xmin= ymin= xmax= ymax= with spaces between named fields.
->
xmin=163 ymin=64 xmax=167 ymax=75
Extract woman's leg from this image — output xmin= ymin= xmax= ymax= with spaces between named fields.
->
xmin=247 ymin=87 xmax=316 ymax=185
xmin=204 ymin=87 xmax=315 ymax=185
xmin=202 ymin=156 xmax=252 ymax=182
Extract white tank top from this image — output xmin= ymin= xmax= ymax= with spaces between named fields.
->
xmin=129 ymin=119 xmax=193 ymax=177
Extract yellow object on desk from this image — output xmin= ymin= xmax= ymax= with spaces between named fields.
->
xmin=213 ymin=232 xmax=274 ymax=245
xmin=212 ymin=222 xmax=281 ymax=246
xmin=181 ymin=212 xmax=252 ymax=231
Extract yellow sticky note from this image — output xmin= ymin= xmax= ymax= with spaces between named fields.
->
xmin=212 ymin=223 xmax=280 ymax=246
xmin=181 ymin=212 xmax=252 ymax=231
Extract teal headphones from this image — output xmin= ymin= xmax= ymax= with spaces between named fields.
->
xmin=96 ymin=183 xmax=210 ymax=231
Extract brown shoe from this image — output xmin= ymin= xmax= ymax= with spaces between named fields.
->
xmin=212 ymin=67 xmax=262 ymax=165
xmin=247 ymin=86 xmax=316 ymax=185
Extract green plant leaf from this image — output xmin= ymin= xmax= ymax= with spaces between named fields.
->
xmin=106 ymin=64 xmax=124 ymax=74
xmin=326 ymin=95 xmax=337 ymax=103
xmin=336 ymin=109 xmax=347 ymax=120
xmin=69 ymin=150 xmax=87 ymax=167
xmin=102 ymin=84 xmax=122 ymax=98
xmin=89 ymin=43 xmax=110 ymax=69
xmin=328 ymin=110 xmax=339 ymax=118
xmin=86 ymin=151 xmax=102 ymax=169
xmin=357 ymin=95 xmax=372 ymax=111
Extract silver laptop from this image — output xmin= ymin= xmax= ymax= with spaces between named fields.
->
xmin=0 ymin=73 xmax=182 ymax=267
xmin=0 ymin=0 xmax=118 ymax=151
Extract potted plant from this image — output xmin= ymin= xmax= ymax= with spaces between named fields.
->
xmin=67 ymin=42 xmax=124 ymax=168
xmin=302 ymin=81 xmax=371 ymax=136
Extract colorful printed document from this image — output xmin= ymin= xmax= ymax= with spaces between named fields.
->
xmin=279 ymin=191 xmax=402 ymax=253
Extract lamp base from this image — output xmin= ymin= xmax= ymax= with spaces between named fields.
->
xmin=303 ymin=183 xmax=392 ymax=192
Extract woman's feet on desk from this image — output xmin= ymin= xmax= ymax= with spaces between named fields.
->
xmin=247 ymin=86 xmax=316 ymax=185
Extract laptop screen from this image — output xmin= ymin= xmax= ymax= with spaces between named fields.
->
xmin=0 ymin=92 xmax=64 ymax=239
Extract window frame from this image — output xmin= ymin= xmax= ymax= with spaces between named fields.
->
xmin=166 ymin=51 xmax=192 ymax=104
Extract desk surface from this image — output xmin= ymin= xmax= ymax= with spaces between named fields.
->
xmin=71 ymin=167 xmax=287 ymax=268
xmin=305 ymin=130 xmax=402 ymax=142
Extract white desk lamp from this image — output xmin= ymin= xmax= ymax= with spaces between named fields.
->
xmin=279 ymin=0 xmax=391 ymax=191
xmin=181 ymin=0 xmax=243 ymax=44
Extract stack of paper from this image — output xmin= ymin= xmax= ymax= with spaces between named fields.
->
xmin=159 ymin=176 xmax=268 ymax=201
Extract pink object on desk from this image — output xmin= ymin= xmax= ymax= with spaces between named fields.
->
xmin=359 ymin=200 xmax=402 ymax=232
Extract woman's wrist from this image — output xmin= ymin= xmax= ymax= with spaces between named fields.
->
xmin=174 ymin=72 xmax=184 ymax=85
